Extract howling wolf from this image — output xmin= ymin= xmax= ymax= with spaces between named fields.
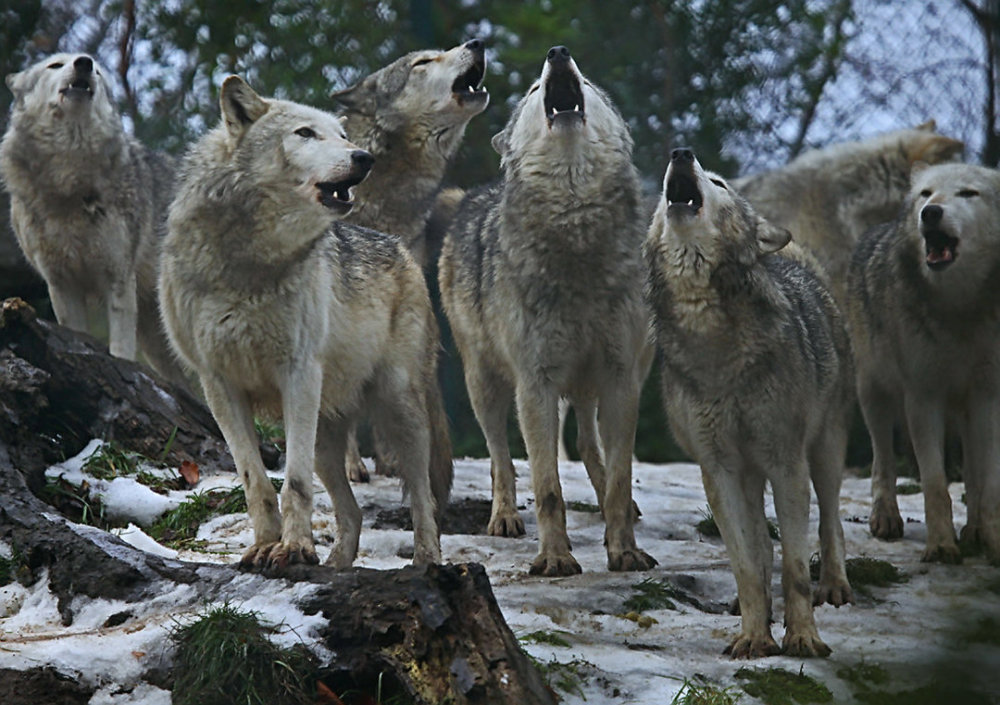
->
xmin=159 ymin=76 xmax=450 ymax=569
xmin=0 ymin=53 xmax=187 ymax=386
xmin=645 ymin=148 xmax=853 ymax=658
xmin=734 ymin=121 xmax=964 ymax=303
xmin=440 ymin=46 xmax=654 ymax=576
xmin=848 ymin=162 xmax=1000 ymax=564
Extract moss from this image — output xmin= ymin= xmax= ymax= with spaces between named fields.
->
xmin=836 ymin=661 xmax=889 ymax=689
xmin=895 ymin=482 xmax=921 ymax=495
xmin=170 ymin=603 xmax=316 ymax=705
xmin=624 ymin=577 xmax=681 ymax=612
xmin=566 ymin=500 xmax=601 ymax=513
xmin=734 ymin=666 xmax=832 ymax=705
xmin=520 ymin=630 xmax=573 ymax=647
xmin=671 ymin=676 xmax=743 ymax=705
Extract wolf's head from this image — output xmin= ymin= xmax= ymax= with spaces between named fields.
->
xmin=5 ymin=53 xmax=118 ymax=131
xmin=219 ymin=76 xmax=373 ymax=221
xmin=654 ymin=148 xmax=790 ymax=275
xmin=332 ymin=39 xmax=488 ymax=140
xmin=491 ymin=46 xmax=632 ymax=173
xmin=907 ymin=162 xmax=1000 ymax=283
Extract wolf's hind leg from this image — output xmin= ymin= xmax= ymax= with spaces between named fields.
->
xmin=314 ymin=415 xmax=361 ymax=568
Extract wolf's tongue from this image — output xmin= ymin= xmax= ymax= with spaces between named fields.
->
xmin=927 ymin=248 xmax=954 ymax=265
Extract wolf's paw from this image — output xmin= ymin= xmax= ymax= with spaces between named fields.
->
xmin=346 ymin=456 xmax=370 ymax=483
xmin=724 ymin=633 xmax=781 ymax=659
xmin=922 ymin=541 xmax=962 ymax=564
xmin=529 ymin=551 xmax=582 ymax=577
xmin=324 ymin=545 xmax=357 ymax=570
xmin=608 ymin=548 xmax=658 ymax=572
xmin=782 ymin=630 xmax=832 ymax=658
xmin=373 ymin=452 xmax=400 ymax=478
xmin=869 ymin=504 xmax=904 ymax=540
xmin=239 ymin=542 xmax=279 ymax=570
xmin=412 ymin=542 xmax=442 ymax=566
xmin=814 ymin=579 xmax=853 ymax=607
xmin=488 ymin=511 xmax=525 ymax=538
xmin=265 ymin=541 xmax=319 ymax=569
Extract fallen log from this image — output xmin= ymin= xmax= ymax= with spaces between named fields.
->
xmin=0 ymin=298 xmax=555 ymax=705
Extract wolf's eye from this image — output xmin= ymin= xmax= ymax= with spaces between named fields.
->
xmin=958 ymin=189 xmax=979 ymax=198
xmin=710 ymin=178 xmax=727 ymax=190
xmin=919 ymin=189 xmax=932 ymax=198
xmin=412 ymin=58 xmax=433 ymax=67
xmin=47 ymin=62 xmax=64 ymax=69
xmin=294 ymin=127 xmax=317 ymax=139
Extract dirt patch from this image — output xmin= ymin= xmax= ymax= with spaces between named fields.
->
xmin=0 ymin=667 xmax=93 ymax=705
xmin=372 ymin=497 xmax=495 ymax=535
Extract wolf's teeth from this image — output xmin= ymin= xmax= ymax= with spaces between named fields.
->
xmin=469 ymin=85 xmax=475 ymax=93
xmin=574 ymin=105 xmax=579 ymax=111
xmin=687 ymin=200 xmax=694 ymax=206
xmin=551 ymin=107 xmax=557 ymax=116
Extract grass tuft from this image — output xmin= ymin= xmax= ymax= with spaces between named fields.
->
xmin=671 ymin=675 xmax=743 ymax=705
xmin=82 ymin=441 xmax=141 ymax=479
xmin=735 ymin=666 xmax=832 ymax=705
xmin=697 ymin=506 xmax=778 ymax=540
xmin=566 ymin=500 xmax=601 ymax=513
xmin=520 ymin=630 xmax=573 ymax=647
xmin=624 ymin=577 xmax=681 ymax=612
xmin=526 ymin=654 xmax=591 ymax=700
xmin=810 ymin=555 xmax=906 ymax=597
xmin=171 ymin=603 xmax=316 ymax=705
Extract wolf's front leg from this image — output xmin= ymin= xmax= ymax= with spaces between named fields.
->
xmin=905 ymin=398 xmax=960 ymax=563
xmin=517 ymin=382 xmax=579 ymax=576
xmin=200 ymin=374 xmax=282 ymax=565
xmin=859 ymin=380 xmax=904 ymax=540
xmin=47 ymin=279 xmax=89 ymax=335
xmin=107 ymin=273 xmax=138 ymax=361
xmin=314 ymin=415 xmax=362 ymax=568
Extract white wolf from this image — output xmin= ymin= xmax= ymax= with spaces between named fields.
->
xmin=0 ymin=53 xmax=185 ymax=385
xmin=160 ymin=76 xmax=449 ymax=568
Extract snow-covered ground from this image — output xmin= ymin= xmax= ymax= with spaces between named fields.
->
xmin=2 ymin=442 xmax=998 ymax=703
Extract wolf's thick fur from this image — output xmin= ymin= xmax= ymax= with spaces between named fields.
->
xmin=645 ymin=149 xmax=853 ymax=658
xmin=0 ymin=53 xmax=186 ymax=385
xmin=734 ymin=122 xmax=964 ymax=303
xmin=848 ymin=162 xmax=1000 ymax=564
xmin=333 ymin=39 xmax=488 ymax=268
xmin=160 ymin=76 xmax=450 ymax=568
xmin=440 ymin=46 xmax=654 ymax=576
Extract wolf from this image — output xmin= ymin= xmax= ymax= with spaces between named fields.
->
xmin=159 ymin=76 xmax=451 ymax=568
xmin=0 ymin=53 xmax=188 ymax=386
xmin=847 ymin=162 xmax=1000 ymax=564
xmin=645 ymin=148 xmax=853 ymax=658
xmin=440 ymin=46 xmax=654 ymax=576
xmin=734 ymin=121 xmax=964 ymax=303
xmin=332 ymin=38 xmax=488 ymax=482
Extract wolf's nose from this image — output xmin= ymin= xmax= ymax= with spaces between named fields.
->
xmin=671 ymin=148 xmax=695 ymax=163
xmin=465 ymin=38 xmax=484 ymax=52
xmin=547 ymin=46 xmax=571 ymax=63
xmin=74 ymin=56 xmax=93 ymax=74
xmin=351 ymin=150 xmax=374 ymax=172
xmin=921 ymin=204 xmax=944 ymax=225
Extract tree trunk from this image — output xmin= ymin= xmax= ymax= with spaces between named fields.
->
xmin=0 ymin=297 xmax=555 ymax=705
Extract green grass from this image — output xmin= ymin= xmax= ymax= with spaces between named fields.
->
xmin=526 ymin=654 xmax=591 ymax=700
xmin=82 ymin=441 xmax=185 ymax=493
xmin=734 ymin=666 xmax=832 ymax=705
xmin=837 ymin=660 xmax=993 ymax=705
xmin=0 ymin=554 xmax=16 ymax=587
xmin=896 ymin=482 xmax=921 ymax=495
xmin=170 ymin=603 xmax=316 ymax=705
xmin=836 ymin=661 xmax=889 ymax=690
xmin=696 ymin=506 xmax=779 ymax=540
xmin=566 ymin=500 xmax=601 ymax=513
xmin=519 ymin=630 xmax=573 ymax=647
xmin=255 ymin=418 xmax=286 ymax=449
xmin=671 ymin=676 xmax=743 ymax=705
xmin=39 ymin=476 xmax=115 ymax=530
xmin=624 ymin=577 xmax=682 ymax=612
xmin=810 ymin=555 xmax=907 ymax=598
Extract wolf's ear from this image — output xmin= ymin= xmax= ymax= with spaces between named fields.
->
xmin=331 ymin=76 xmax=377 ymax=117
xmin=491 ymin=129 xmax=508 ymax=156
xmin=5 ymin=71 xmax=24 ymax=102
xmin=910 ymin=134 xmax=965 ymax=166
xmin=914 ymin=119 xmax=937 ymax=132
xmin=757 ymin=219 xmax=791 ymax=255
xmin=220 ymin=75 xmax=269 ymax=139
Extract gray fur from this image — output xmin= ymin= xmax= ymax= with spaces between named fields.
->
xmin=847 ymin=162 xmax=1000 ymax=564
xmin=440 ymin=48 xmax=654 ymax=576
xmin=160 ymin=76 xmax=450 ymax=569
xmin=0 ymin=53 xmax=187 ymax=386
xmin=645 ymin=150 xmax=853 ymax=658
xmin=734 ymin=121 xmax=964 ymax=304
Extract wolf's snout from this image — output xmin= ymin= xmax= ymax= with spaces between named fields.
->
xmin=921 ymin=204 xmax=944 ymax=225
xmin=351 ymin=150 xmax=374 ymax=173
xmin=547 ymin=46 xmax=571 ymax=63
xmin=671 ymin=148 xmax=695 ymax=164
xmin=73 ymin=56 xmax=93 ymax=75
xmin=465 ymin=38 xmax=484 ymax=54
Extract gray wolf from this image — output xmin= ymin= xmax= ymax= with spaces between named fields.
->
xmin=0 ymin=53 xmax=187 ymax=386
xmin=645 ymin=148 xmax=853 ymax=657
xmin=734 ymin=121 xmax=964 ymax=303
xmin=159 ymin=76 xmax=450 ymax=568
xmin=847 ymin=162 xmax=1000 ymax=564
xmin=332 ymin=38 xmax=488 ymax=482
xmin=440 ymin=46 xmax=654 ymax=576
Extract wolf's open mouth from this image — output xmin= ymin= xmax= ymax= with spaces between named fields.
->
xmin=60 ymin=77 xmax=94 ymax=99
xmin=544 ymin=68 xmax=585 ymax=127
xmin=666 ymin=170 xmax=703 ymax=217
xmin=923 ymin=229 xmax=959 ymax=270
xmin=316 ymin=173 xmax=365 ymax=212
xmin=452 ymin=60 xmax=487 ymax=103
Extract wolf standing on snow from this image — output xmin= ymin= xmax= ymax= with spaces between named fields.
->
xmin=160 ymin=76 xmax=450 ymax=569
xmin=645 ymin=148 xmax=853 ymax=658
xmin=848 ymin=162 xmax=1000 ymax=564
xmin=440 ymin=46 xmax=654 ymax=576
xmin=0 ymin=53 xmax=187 ymax=385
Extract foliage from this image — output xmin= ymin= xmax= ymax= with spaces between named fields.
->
xmin=624 ymin=577 xmax=681 ymax=612
xmin=525 ymin=653 xmax=591 ymax=700
xmin=671 ymin=676 xmax=743 ymax=705
xmin=170 ymin=603 xmax=317 ymax=705
xmin=520 ymin=629 xmax=573 ymax=648
xmin=734 ymin=666 xmax=832 ymax=705
xmin=39 ymin=476 xmax=115 ymax=530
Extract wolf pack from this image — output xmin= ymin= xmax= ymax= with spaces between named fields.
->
xmin=2 ymin=41 xmax=997 ymax=660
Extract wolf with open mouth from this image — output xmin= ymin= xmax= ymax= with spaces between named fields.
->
xmin=440 ymin=46 xmax=654 ymax=576
xmin=160 ymin=76 xmax=449 ymax=570
xmin=848 ymin=161 xmax=1000 ymax=565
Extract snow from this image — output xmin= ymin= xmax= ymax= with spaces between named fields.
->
xmin=2 ymin=442 xmax=999 ymax=703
